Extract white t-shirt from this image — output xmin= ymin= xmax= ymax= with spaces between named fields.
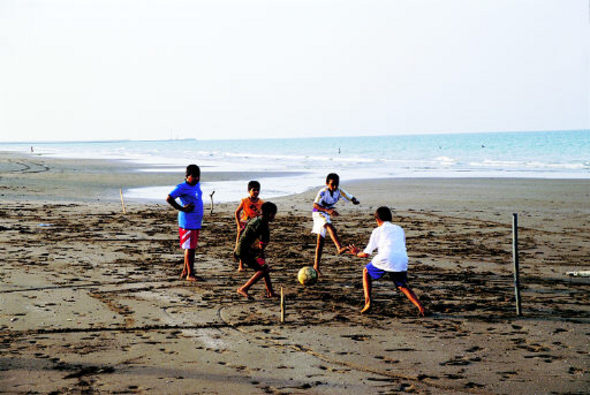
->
xmin=312 ymin=186 xmax=354 ymax=211
xmin=363 ymin=222 xmax=408 ymax=272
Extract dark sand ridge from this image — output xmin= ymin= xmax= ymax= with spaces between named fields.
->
xmin=1 ymin=152 xmax=588 ymax=393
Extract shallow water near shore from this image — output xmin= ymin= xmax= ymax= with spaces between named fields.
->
xmin=3 ymin=130 xmax=589 ymax=202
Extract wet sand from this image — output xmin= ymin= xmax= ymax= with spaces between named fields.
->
xmin=1 ymin=152 xmax=589 ymax=394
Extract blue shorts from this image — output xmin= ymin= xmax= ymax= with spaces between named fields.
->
xmin=365 ymin=262 xmax=408 ymax=287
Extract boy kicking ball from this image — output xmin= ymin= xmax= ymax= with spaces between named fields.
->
xmin=311 ymin=173 xmax=360 ymax=276
xmin=348 ymin=206 xmax=426 ymax=316
xmin=235 ymin=202 xmax=278 ymax=299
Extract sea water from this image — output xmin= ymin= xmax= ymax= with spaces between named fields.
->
xmin=1 ymin=130 xmax=588 ymax=202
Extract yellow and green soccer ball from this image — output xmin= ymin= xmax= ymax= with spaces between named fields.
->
xmin=297 ymin=266 xmax=318 ymax=286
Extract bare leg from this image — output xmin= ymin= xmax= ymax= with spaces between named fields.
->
xmin=313 ymin=234 xmax=325 ymax=276
xmin=235 ymin=228 xmax=244 ymax=272
xmin=325 ymin=224 xmax=347 ymax=254
xmin=237 ymin=269 xmax=265 ymax=299
xmin=361 ymin=267 xmax=372 ymax=314
xmin=184 ymin=249 xmax=196 ymax=281
xmin=398 ymin=286 xmax=425 ymax=316
xmin=263 ymin=269 xmax=277 ymax=297
xmin=180 ymin=261 xmax=187 ymax=279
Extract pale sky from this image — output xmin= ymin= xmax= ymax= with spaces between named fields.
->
xmin=0 ymin=0 xmax=588 ymax=142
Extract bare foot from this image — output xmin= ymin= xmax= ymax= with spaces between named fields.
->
xmin=265 ymin=291 xmax=278 ymax=298
xmin=185 ymin=275 xmax=197 ymax=282
xmin=337 ymin=246 xmax=348 ymax=255
xmin=237 ymin=265 xmax=244 ymax=272
xmin=360 ymin=302 xmax=372 ymax=314
xmin=417 ymin=309 xmax=426 ymax=317
xmin=180 ymin=270 xmax=187 ymax=279
xmin=313 ymin=265 xmax=322 ymax=277
xmin=237 ymin=288 xmax=251 ymax=299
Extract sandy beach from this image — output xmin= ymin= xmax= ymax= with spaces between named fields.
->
xmin=1 ymin=152 xmax=589 ymax=394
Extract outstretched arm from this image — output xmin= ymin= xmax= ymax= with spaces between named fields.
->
xmin=347 ymin=244 xmax=369 ymax=258
xmin=339 ymin=188 xmax=360 ymax=205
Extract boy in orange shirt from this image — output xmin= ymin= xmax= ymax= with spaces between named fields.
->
xmin=234 ymin=181 xmax=264 ymax=271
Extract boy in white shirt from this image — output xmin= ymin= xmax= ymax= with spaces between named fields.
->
xmin=348 ymin=206 xmax=425 ymax=316
xmin=311 ymin=173 xmax=360 ymax=276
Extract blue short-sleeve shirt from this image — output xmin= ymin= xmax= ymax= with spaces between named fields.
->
xmin=168 ymin=181 xmax=204 ymax=229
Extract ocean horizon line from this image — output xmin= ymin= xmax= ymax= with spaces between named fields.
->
xmin=1 ymin=128 xmax=588 ymax=145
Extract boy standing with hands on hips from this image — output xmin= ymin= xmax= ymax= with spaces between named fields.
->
xmin=166 ymin=164 xmax=203 ymax=282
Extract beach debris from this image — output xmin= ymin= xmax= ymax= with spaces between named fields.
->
xmin=63 ymin=365 xmax=115 ymax=379
xmin=209 ymin=190 xmax=215 ymax=214
xmin=566 ymin=271 xmax=590 ymax=277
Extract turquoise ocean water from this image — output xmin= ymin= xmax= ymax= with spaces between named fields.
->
xmin=1 ymin=130 xmax=588 ymax=202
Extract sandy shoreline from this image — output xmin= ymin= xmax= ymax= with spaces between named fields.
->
xmin=0 ymin=151 xmax=303 ymax=204
xmin=1 ymin=152 xmax=589 ymax=393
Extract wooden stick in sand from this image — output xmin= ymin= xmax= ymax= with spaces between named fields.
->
xmin=119 ymin=188 xmax=127 ymax=215
xmin=280 ymin=286 xmax=285 ymax=323
xmin=512 ymin=213 xmax=522 ymax=316
xmin=209 ymin=191 xmax=215 ymax=214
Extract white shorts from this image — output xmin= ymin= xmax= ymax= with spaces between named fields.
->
xmin=311 ymin=211 xmax=331 ymax=238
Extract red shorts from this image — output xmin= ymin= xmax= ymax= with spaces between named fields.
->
xmin=179 ymin=228 xmax=199 ymax=249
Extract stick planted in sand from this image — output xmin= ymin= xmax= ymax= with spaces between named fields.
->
xmin=209 ymin=191 xmax=215 ymax=214
xmin=280 ymin=286 xmax=285 ymax=323
xmin=120 ymin=188 xmax=127 ymax=215
xmin=512 ymin=213 xmax=522 ymax=316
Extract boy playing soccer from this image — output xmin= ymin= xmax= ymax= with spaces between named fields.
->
xmin=166 ymin=164 xmax=204 ymax=281
xmin=312 ymin=173 xmax=359 ymax=275
xmin=235 ymin=202 xmax=278 ymax=299
xmin=234 ymin=180 xmax=264 ymax=271
xmin=348 ymin=206 xmax=426 ymax=316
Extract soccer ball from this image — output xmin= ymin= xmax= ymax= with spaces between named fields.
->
xmin=297 ymin=266 xmax=318 ymax=286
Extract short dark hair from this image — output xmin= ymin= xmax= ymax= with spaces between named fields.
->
xmin=375 ymin=206 xmax=393 ymax=222
xmin=185 ymin=164 xmax=200 ymax=178
xmin=326 ymin=173 xmax=339 ymax=184
xmin=261 ymin=201 xmax=277 ymax=216
xmin=248 ymin=180 xmax=261 ymax=191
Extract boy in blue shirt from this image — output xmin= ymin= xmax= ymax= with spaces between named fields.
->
xmin=166 ymin=164 xmax=204 ymax=281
